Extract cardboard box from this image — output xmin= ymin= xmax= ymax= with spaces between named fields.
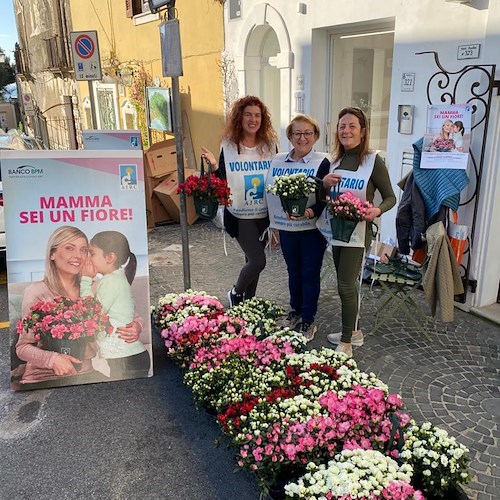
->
xmin=146 ymin=174 xmax=172 ymax=226
xmin=145 ymin=139 xmax=185 ymax=178
xmin=369 ymin=241 xmax=397 ymax=262
xmin=153 ymin=169 xmax=198 ymax=225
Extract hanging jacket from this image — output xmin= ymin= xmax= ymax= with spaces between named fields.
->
xmin=423 ymin=221 xmax=464 ymax=322
xmin=396 ymin=171 xmax=426 ymax=255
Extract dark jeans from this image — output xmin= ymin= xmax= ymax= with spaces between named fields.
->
xmin=106 ymin=350 xmax=151 ymax=381
xmin=280 ymin=229 xmax=327 ymax=323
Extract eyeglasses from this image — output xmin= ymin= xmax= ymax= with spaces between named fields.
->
xmin=292 ymin=131 xmax=314 ymax=139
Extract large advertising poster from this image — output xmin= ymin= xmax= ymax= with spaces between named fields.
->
xmin=421 ymin=104 xmax=472 ymax=170
xmin=0 ymin=150 xmax=153 ymax=391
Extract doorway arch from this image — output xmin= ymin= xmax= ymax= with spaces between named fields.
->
xmin=236 ymin=3 xmax=293 ymax=145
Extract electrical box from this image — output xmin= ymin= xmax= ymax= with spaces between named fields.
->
xmin=398 ymin=105 xmax=414 ymax=135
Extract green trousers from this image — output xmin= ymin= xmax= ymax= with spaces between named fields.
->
xmin=332 ymin=246 xmax=364 ymax=342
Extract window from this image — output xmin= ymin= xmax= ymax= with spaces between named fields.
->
xmin=45 ymin=36 xmax=69 ymax=70
xmin=328 ymin=26 xmax=394 ymax=152
xmin=126 ymin=0 xmax=159 ymax=24
xmin=126 ymin=0 xmax=143 ymax=17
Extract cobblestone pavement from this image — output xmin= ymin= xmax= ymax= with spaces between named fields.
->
xmin=149 ymin=220 xmax=499 ymax=500
xmin=0 ymin=220 xmax=498 ymax=499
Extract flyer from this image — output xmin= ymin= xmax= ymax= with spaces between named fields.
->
xmin=421 ymin=104 xmax=472 ymax=170
xmin=0 ymin=150 xmax=153 ymax=391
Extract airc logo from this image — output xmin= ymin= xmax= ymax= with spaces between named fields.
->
xmin=244 ymin=174 xmax=265 ymax=203
xmin=120 ymin=164 xmax=138 ymax=190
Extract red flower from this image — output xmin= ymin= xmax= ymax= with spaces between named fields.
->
xmin=178 ymin=173 xmax=231 ymax=206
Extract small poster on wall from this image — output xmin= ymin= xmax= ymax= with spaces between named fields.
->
xmin=146 ymin=87 xmax=173 ymax=133
xmin=1 ymin=150 xmax=153 ymax=391
xmin=421 ymin=104 xmax=472 ymax=170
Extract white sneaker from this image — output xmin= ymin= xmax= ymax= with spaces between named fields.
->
xmin=327 ymin=329 xmax=364 ymax=346
xmin=335 ymin=343 xmax=353 ymax=358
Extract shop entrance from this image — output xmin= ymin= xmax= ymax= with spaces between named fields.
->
xmin=326 ymin=24 xmax=394 ymax=152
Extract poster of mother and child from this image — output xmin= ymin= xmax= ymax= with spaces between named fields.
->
xmin=422 ymin=103 xmax=472 ymax=170
xmin=0 ymin=149 xmax=153 ymax=391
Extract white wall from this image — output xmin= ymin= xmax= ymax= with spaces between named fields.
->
xmin=225 ymin=0 xmax=500 ymax=307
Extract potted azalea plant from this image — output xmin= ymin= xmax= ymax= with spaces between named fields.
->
xmin=266 ymin=172 xmax=317 ymax=217
xmin=177 ymin=160 xmax=231 ymax=220
xmin=17 ymin=295 xmax=110 ymax=370
xmin=327 ymin=190 xmax=373 ymax=242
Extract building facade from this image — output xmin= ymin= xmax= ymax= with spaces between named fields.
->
xmin=13 ymin=0 xmax=225 ymax=160
xmin=223 ymin=0 xmax=500 ymax=312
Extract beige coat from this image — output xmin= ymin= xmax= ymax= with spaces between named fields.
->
xmin=423 ymin=222 xmax=464 ymax=322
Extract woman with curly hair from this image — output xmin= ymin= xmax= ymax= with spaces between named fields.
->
xmin=202 ymin=96 xmax=278 ymax=306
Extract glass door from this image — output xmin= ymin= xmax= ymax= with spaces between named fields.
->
xmin=327 ymin=28 xmax=394 ymax=152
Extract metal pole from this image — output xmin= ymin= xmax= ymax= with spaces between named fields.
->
xmin=168 ymin=2 xmax=191 ymax=290
xmin=88 ymin=81 xmax=98 ymax=129
xmin=63 ymin=95 xmax=78 ymax=149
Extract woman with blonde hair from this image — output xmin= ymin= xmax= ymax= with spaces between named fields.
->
xmin=14 ymin=225 xmax=142 ymax=389
xmin=266 ymin=114 xmax=330 ymax=341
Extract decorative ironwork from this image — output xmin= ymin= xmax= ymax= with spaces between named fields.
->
xmin=415 ymin=51 xmax=497 ymax=302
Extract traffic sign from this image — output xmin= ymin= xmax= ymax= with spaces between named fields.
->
xmin=70 ymin=31 xmax=102 ymax=81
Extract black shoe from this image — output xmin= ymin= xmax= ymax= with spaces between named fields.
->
xmin=300 ymin=321 xmax=317 ymax=342
xmin=281 ymin=310 xmax=301 ymax=330
xmin=227 ymin=288 xmax=244 ymax=307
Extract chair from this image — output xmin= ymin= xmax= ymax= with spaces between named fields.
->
xmin=368 ymin=257 xmax=432 ymax=340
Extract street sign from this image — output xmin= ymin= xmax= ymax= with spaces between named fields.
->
xmin=23 ymin=93 xmax=35 ymax=116
xmin=70 ymin=31 xmax=102 ymax=81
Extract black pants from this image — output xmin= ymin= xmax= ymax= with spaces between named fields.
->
xmin=234 ymin=218 xmax=268 ymax=298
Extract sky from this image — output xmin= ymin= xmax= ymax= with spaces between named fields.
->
xmin=0 ymin=0 xmax=18 ymax=58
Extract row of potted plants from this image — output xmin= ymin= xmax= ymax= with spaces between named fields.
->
xmin=152 ymin=291 xmax=471 ymax=499
xmin=178 ymin=170 xmax=371 ymax=241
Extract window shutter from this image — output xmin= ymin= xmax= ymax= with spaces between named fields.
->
xmin=126 ymin=0 xmax=143 ymax=17
xmin=126 ymin=0 xmax=133 ymax=17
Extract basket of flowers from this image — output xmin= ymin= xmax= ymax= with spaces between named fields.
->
xmin=432 ymin=137 xmax=455 ymax=152
xmin=266 ymin=172 xmax=317 ymax=217
xmin=327 ymin=190 xmax=373 ymax=242
xmin=17 ymin=296 xmax=111 ymax=370
xmin=178 ymin=157 xmax=231 ymax=220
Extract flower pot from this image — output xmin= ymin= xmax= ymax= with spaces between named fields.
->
xmin=330 ymin=217 xmax=358 ymax=243
xmin=42 ymin=336 xmax=90 ymax=371
xmin=194 ymin=198 xmax=219 ymax=220
xmin=280 ymin=196 xmax=308 ymax=217
xmin=411 ymin=473 xmax=470 ymax=499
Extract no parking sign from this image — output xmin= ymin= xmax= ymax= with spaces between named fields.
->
xmin=70 ymin=31 xmax=102 ymax=81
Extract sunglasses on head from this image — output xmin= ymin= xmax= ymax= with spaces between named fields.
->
xmin=339 ymin=106 xmax=365 ymax=115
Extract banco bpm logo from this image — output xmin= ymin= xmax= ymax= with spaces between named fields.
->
xmin=8 ymin=165 xmax=44 ymax=178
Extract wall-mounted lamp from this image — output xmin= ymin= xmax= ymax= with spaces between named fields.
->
xmin=148 ymin=0 xmax=175 ymax=14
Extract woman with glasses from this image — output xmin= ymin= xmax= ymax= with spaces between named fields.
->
xmin=265 ymin=114 xmax=330 ymax=342
xmin=318 ymin=107 xmax=396 ymax=357
xmin=201 ymin=96 xmax=278 ymax=306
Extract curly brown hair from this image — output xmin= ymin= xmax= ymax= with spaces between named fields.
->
xmin=223 ymin=96 xmax=278 ymax=154
xmin=332 ymin=107 xmax=371 ymax=165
